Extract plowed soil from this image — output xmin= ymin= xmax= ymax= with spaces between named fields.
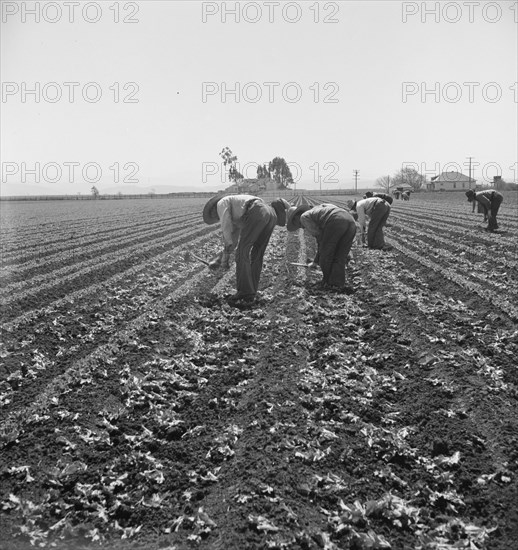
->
xmin=1 ymin=195 xmax=517 ymax=550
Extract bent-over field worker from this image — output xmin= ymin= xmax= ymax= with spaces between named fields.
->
xmin=203 ymin=194 xmax=289 ymax=305
xmin=466 ymin=189 xmax=503 ymax=232
xmin=286 ymin=203 xmax=356 ymax=290
xmin=347 ymin=197 xmax=391 ymax=250
xmin=363 ymin=191 xmax=394 ymax=205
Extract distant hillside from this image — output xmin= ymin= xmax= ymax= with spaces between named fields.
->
xmin=0 ymin=183 xmax=64 ymax=197
xmin=102 ymin=183 xmax=225 ymax=195
xmin=0 ymin=182 xmax=222 ymax=197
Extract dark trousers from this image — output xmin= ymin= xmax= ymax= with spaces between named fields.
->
xmin=487 ymin=193 xmax=503 ymax=231
xmin=367 ymin=201 xmax=390 ymax=249
xmin=235 ymin=203 xmax=277 ymax=297
xmin=318 ymin=213 xmax=357 ymax=287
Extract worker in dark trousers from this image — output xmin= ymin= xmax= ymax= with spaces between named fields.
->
xmin=203 ymin=195 xmax=289 ymax=305
xmin=347 ymin=197 xmax=391 ymax=250
xmin=465 ymin=189 xmax=503 ymax=232
xmin=286 ymin=203 xmax=356 ymax=291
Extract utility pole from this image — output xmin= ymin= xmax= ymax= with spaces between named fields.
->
xmin=467 ymin=156 xmax=473 ymax=189
xmin=353 ymin=170 xmax=359 ymax=193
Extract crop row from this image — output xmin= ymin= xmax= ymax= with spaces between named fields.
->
xmin=392 ymin=201 xmax=518 ymax=230
xmin=387 ymin=235 xmax=518 ymax=322
xmin=393 ymin=196 xmax=518 ymax=217
xmin=0 ymin=208 xmax=128 ymax=239
xmin=0 ymin=199 xmax=203 ymax=252
xmin=0 ymin=231 xmax=222 ymax=399
xmin=0 ymin=223 xmax=216 ymax=311
xmin=0 ymin=208 xmax=139 ymax=248
xmin=0 ymin=238 xmax=232 ymax=428
xmin=391 ymin=208 xmax=518 ymax=247
xmin=387 ymin=220 xmax=517 ymax=291
xmin=2 ymin=224 xmax=219 ymax=333
xmin=1 ymin=261 xmax=214 ymax=430
xmin=1 ymin=211 xmax=197 ymax=265
xmin=0 ymin=215 xmax=204 ymax=290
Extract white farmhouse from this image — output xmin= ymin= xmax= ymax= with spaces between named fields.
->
xmin=427 ymin=171 xmax=476 ymax=191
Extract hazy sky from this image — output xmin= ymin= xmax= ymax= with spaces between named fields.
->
xmin=1 ymin=0 xmax=517 ymax=194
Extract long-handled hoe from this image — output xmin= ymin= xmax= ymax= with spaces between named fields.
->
xmin=185 ymin=250 xmax=319 ymax=270
xmin=289 ymin=262 xmax=317 ymax=268
xmin=183 ymin=250 xmax=210 ymax=266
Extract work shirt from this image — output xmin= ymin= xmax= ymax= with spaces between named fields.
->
xmin=300 ymin=204 xmax=355 ymax=266
xmin=474 ymin=189 xmax=499 ymax=210
xmin=355 ymin=197 xmax=385 ymax=233
xmin=216 ymin=194 xmax=262 ymax=248
xmin=300 ymin=204 xmax=340 ymax=238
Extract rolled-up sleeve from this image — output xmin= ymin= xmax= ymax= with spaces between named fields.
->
xmin=301 ymin=213 xmax=322 ymax=262
xmin=217 ymin=199 xmax=235 ymax=248
xmin=356 ymin=204 xmax=367 ymax=232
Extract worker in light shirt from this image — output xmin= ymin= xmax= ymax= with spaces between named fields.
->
xmin=347 ymin=197 xmax=391 ymax=250
xmin=286 ymin=203 xmax=356 ymax=290
xmin=203 ymin=194 xmax=290 ymax=305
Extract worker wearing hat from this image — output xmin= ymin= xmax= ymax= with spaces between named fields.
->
xmin=465 ymin=188 xmax=503 ymax=232
xmin=347 ymin=197 xmax=391 ymax=250
xmin=286 ymin=203 xmax=356 ymax=290
xmin=203 ymin=194 xmax=290 ymax=304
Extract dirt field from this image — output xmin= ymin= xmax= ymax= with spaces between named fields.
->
xmin=1 ymin=192 xmax=517 ymax=549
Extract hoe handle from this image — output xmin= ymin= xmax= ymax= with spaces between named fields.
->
xmin=191 ymin=253 xmax=210 ymax=266
xmin=289 ymin=262 xmax=317 ymax=268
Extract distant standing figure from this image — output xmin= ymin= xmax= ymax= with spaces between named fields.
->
xmin=465 ymin=189 xmax=503 ymax=232
xmin=402 ymin=191 xmax=410 ymax=201
xmin=286 ymin=203 xmax=356 ymax=290
xmin=363 ymin=191 xmax=394 ymax=205
xmin=203 ymin=194 xmax=289 ymax=304
xmin=347 ymin=197 xmax=391 ymax=250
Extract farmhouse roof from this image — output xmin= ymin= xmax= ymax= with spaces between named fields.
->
xmin=431 ymin=171 xmax=476 ymax=183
